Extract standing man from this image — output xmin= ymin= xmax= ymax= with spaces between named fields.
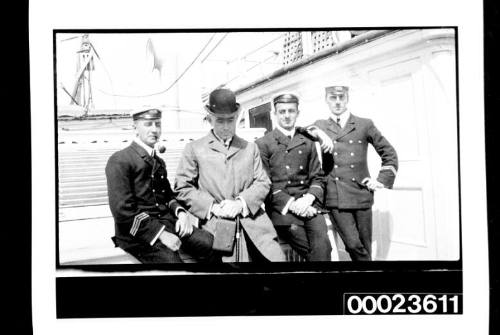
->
xmin=305 ymin=86 xmax=398 ymax=261
xmin=105 ymin=107 xmax=220 ymax=263
xmin=256 ymin=93 xmax=332 ymax=261
xmin=174 ymin=88 xmax=285 ymax=262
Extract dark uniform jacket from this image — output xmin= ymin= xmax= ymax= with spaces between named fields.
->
xmin=312 ymin=114 xmax=398 ymax=209
xmin=105 ymin=141 xmax=183 ymax=251
xmin=256 ymin=128 xmax=326 ymax=226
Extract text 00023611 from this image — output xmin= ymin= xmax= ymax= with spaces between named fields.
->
xmin=343 ymin=293 xmax=462 ymax=315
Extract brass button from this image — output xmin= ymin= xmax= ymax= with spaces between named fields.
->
xmin=350 ymin=165 xmax=354 ymax=168
xmin=298 ymin=150 xmax=302 ymax=154
xmin=300 ymin=180 xmax=304 ymax=184
xmin=349 ymin=140 xmax=353 ymax=144
xmin=286 ymin=165 xmax=290 ymax=169
xmin=155 ymin=203 xmax=159 ymax=207
xmin=287 ymin=181 xmax=291 ymax=184
xmin=334 ymin=152 xmax=338 ymax=156
xmin=299 ymin=165 xmax=303 ymax=169
xmin=333 ymin=140 xmax=337 ymax=144
xmin=335 ymin=177 xmax=339 ymax=181
xmin=358 ymin=140 xmax=362 ymax=143
xmin=334 ymin=165 xmax=338 ymax=169
xmin=352 ymin=177 xmax=356 ymax=181
xmin=350 ymin=152 xmax=354 ymax=156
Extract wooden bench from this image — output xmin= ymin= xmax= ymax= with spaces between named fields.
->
xmin=58 ymin=203 xmax=342 ymax=265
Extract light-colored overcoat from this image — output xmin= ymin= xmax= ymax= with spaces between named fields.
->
xmin=174 ymin=131 xmax=285 ymax=262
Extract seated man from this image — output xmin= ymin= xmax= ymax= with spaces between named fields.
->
xmin=174 ymin=88 xmax=285 ymax=262
xmin=105 ymin=107 xmax=220 ymax=263
xmin=256 ymin=93 xmax=332 ymax=261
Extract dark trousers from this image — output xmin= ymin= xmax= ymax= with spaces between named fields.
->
xmin=126 ymin=225 xmax=221 ymax=264
xmin=276 ymin=214 xmax=332 ymax=261
xmin=329 ymin=208 xmax=372 ymax=261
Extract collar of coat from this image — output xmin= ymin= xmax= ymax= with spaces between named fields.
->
xmin=272 ymin=127 xmax=307 ymax=151
xmin=129 ymin=141 xmax=164 ymax=173
xmin=326 ymin=113 xmax=357 ymax=139
xmin=206 ymin=130 xmax=248 ymax=159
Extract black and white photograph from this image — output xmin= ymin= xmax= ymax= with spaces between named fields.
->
xmin=30 ymin=0 xmax=489 ymax=333
xmin=55 ymin=29 xmax=460 ymax=266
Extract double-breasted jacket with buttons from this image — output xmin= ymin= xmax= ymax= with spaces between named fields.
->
xmin=256 ymin=128 xmax=326 ymax=226
xmin=105 ymin=141 xmax=183 ymax=250
xmin=313 ymin=114 xmax=398 ymax=209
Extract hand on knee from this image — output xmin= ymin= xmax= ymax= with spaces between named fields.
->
xmin=159 ymin=231 xmax=182 ymax=252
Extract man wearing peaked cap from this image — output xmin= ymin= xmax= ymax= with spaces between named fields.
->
xmin=301 ymin=85 xmax=398 ymax=261
xmin=105 ymin=106 xmax=221 ymax=263
xmin=175 ymin=88 xmax=285 ymax=262
xmin=256 ymin=93 xmax=332 ymax=261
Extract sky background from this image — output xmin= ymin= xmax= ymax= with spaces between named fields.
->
xmin=56 ymin=32 xmax=285 ymax=112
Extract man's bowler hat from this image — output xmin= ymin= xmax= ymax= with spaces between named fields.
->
xmin=205 ymin=88 xmax=240 ymax=117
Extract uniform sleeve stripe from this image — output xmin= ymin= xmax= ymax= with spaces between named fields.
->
xmin=310 ymin=185 xmax=323 ymax=189
xmin=133 ymin=213 xmax=149 ymax=235
xmin=272 ymin=190 xmax=282 ymax=195
xmin=130 ymin=213 xmax=149 ymax=236
xmin=381 ymin=165 xmax=397 ymax=175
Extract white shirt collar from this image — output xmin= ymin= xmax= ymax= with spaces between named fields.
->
xmin=330 ymin=110 xmax=351 ymax=128
xmin=134 ymin=137 xmax=155 ymax=156
xmin=276 ymin=125 xmax=296 ymax=138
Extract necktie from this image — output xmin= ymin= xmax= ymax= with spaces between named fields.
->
xmin=336 ymin=117 xmax=341 ymax=128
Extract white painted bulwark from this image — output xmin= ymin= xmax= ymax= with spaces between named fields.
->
xmin=235 ymin=29 xmax=459 ymax=260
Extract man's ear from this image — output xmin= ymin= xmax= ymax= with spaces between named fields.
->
xmin=205 ymin=114 xmax=214 ymax=126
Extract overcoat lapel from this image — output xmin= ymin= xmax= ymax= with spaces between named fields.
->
xmin=227 ymin=136 xmax=246 ymax=159
xmin=130 ymin=141 xmax=154 ymax=167
xmin=207 ymin=132 xmax=227 ymax=154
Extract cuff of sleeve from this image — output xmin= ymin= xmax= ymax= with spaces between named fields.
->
xmin=307 ymin=185 xmax=323 ymax=200
xmin=206 ymin=202 xmax=214 ymax=219
xmin=175 ymin=206 xmax=186 ymax=218
xmin=149 ymin=225 xmax=165 ymax=246
xmin=381 ymin=165 xmax=397 ymax=176
xmin=282 ymin=197 xmax=295 ymax=215
xmin=236 ymin=196 xmax=250 ymax=217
